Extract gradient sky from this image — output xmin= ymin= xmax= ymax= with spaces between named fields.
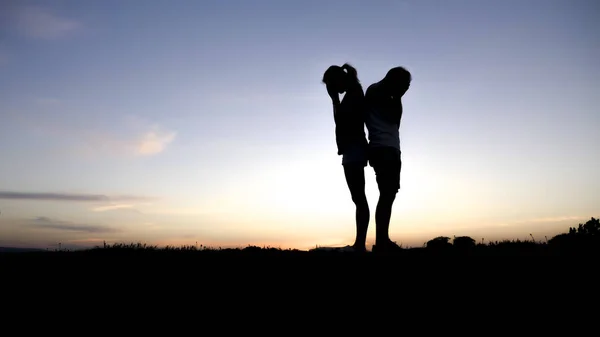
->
xmin=0 ymin=0 xmax=598 ymax=250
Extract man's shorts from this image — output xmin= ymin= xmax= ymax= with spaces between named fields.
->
xmin=342 ymin=144 xmax=368 ymax=167
xmin=368 ymin=146 xmax=401 ymax=193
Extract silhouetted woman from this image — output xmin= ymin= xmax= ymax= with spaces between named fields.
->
xmin=322 ymin=63 xmax=369 ymax=253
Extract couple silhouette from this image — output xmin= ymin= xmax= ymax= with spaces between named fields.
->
xmin=322 ymin=64 xmax=411 ymax=253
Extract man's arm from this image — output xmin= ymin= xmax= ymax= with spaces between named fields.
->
xmin=389 ymin=95 xmax=402 ymax=126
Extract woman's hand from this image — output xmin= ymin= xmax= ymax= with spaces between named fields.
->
xmin=326 ymin=83 xmax=340 ymax=105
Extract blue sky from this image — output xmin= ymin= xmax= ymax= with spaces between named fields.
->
xmin=0 ymin=0 xmax=598 ymax=250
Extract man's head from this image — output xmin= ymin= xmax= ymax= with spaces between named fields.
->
xmin=383 ymin=66 xmax=411 ymax=97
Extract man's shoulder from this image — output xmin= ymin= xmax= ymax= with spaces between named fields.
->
xmin=365 ymin=82 xmax=377 ymax=93
xmin=365 ymin=81 xmax=383 ymax=97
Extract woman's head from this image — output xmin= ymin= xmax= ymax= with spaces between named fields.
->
xmin=322 ymin=63 xmax=361 ymax=95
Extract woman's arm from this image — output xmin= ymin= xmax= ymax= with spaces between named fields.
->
xmin=326 ymin=83 xmax=340 ymax=121
xmin=326 ymin=83 xmax=340 ymax=106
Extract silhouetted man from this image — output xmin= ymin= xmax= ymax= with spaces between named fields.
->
xmin=365 ymin=67 xmax=411 ymax=253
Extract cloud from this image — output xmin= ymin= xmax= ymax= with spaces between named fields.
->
xmin=85 ymin=122 xmax=177 ymax=157
xmin=0 ymin=191 xmax=153 ymax=203
xmin=504 ymin=216 xmax=588 ymax=226
xmin=527 ymin=216 xmax=587 ymax=223
xmin=134 ymin=126 xmax=177 ymax=156
xmin=92 ymin=204 xmax=134 ymax=212
xmin=141 ymin=207 xmax=221 ymax=216
xmin=12 ymin=112 xmax=177 ymax=158
xmin=478 ymin=215 xmax=593 ymax=233
xmin=30 ymin=217 xmax=118 ymax=233
xmin=13 ymin=6 xmax=81 ymax=40
xmin=91 ymin=204 xmax=142 ymax=214
xmin=68 ymin=238 xmax=106 ymax=243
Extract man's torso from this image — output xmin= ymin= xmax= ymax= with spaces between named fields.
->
xmin=365 ymin=82 xmax=401 ymax=151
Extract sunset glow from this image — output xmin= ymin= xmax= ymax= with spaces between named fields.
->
xmin=1 ymin=0 xmax=598 ymax=250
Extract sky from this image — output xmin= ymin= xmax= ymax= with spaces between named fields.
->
xmin=0 ymin=0 xmax=598 ymax=250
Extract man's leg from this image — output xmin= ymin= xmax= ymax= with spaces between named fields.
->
xmin=371 ymin=147 xmax=402 ymax=251
xmin=343 ymin=164 xmax=370 ymax=251
xmin=375 ymin=189 xmax=397 ymax=246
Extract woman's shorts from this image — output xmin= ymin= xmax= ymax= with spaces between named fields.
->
xmin=342 ymin=144 xmax=368 ymax=167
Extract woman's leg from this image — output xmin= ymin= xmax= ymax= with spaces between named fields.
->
xmin=343 ymin=164 xmax=370 ymax=250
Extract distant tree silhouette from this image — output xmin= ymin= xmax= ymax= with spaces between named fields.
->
xmin=548 ymin=217 xmax=600 ymax=253
xmin=572 ymin=217 xmax=599 ymax=236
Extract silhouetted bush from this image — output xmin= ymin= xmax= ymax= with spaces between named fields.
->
xmin=453 ymin=236 xmax=476 ymax=250
xmin=426 ymin=236 xmax=452 ymax=250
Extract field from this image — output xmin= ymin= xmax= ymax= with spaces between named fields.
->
xmin=2 ymin=218 xmax=598 ymax=302
xmin=3 ymin=217 xmax=599 ymax=259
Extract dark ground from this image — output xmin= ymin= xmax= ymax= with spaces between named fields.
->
xmin=2 ymin=231 xmax=597 ymax=324
xmin=3 ymin=218 xmax=598 ymax=291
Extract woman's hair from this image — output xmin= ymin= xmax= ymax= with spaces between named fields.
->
xmin=322 ymin=63 xmax=360 ymax=85
xmin=322 ymin=65 xmax=342 ymax=86
xmin=341 ymin=63 xmax=360 ymax=86
xmin=322 ymin=63 xmax=362 ymax=102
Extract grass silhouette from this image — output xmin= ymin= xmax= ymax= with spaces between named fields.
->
xmin=3 ymin=218 xmax=597 ymax=300
xmin=3 ymin=217 xmax=599 ymax=258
